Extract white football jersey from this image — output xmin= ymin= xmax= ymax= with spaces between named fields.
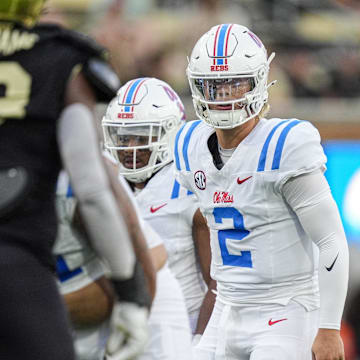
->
xmin=135 ymin=163 xmax=207 ymax=315
xmin=53 ymin=171 xmax=106 ymax=294
xmin=174 ymin=118 xmax=327 ymax=310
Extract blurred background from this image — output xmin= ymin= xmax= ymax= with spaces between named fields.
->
xmin=41 ymin=0 xmax=360 ymax=357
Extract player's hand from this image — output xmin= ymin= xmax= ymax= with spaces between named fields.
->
xmin=104 ymin=302 xmax=149 ymax=360
xmin=312 ymin=328 xmax=345 ymax=360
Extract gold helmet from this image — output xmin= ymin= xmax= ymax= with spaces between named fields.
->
xmin=0 ymin=0 xmax=46 ymax=27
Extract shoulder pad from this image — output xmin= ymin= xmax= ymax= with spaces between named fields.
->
xmin=82 ymin=58 xmax=120 ymax=102
xmin=174 ymin=120 xmax=203 ymax=172
xmin=36 ymin=24 xmax=106 ymax=58
xmin=59 ymin=28 xmax=121 ymax=101
xmin=37 ymin=24 xmax=120 ymax=101
xmin=259 ymin=119 xmax=327 ymax=189
xmin=275 ymin=120 xmax=326 ymax=173
xmin=61 ymin=26 xmax=108 ymax=59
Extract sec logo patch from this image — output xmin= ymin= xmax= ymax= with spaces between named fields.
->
xmin=194 ymin=170 xmax=206 ymax=190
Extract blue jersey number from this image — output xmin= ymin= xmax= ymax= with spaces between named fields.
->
xmin=213 ymin=207 xmax=252 ymax=267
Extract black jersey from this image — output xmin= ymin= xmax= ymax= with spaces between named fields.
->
xmin=0 ymin=22 xmax=114 ymax=268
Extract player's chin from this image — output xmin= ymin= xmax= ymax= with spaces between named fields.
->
xmin=120 ymin=157 xmax=141 ymax=169
xmin=124 ymin=161 xmax=146 ymax=170
xmin=121 ymin=160 xmax=133 ymax=169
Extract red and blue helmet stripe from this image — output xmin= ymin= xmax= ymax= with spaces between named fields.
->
xmin=121 ymin=77 xmax=149 ymax=112
xmin=213 ymin=24 xmax=233 ymax=65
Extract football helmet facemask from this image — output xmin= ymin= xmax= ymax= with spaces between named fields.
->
xmin=0 ymin=0 xmax=46 ymax=27
xmin=187 ymin=23 xmax=275 ymax=129
xmin=102 ymin=77 xmax=186 ymax=183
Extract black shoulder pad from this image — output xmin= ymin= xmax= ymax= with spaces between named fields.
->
xmin=82 ymin=58 xmax=121 ymax=102
xmin=58 ymin=27 xmax=121 ymax=101
xmin=59 ymin=26 xmax=108 ymax=59
xmin=36 ymin=24 xmax=106 ymax=58
xmin=36 ymin=25 xmax=120 ymax=101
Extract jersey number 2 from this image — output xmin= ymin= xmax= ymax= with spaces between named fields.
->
xmin=0 ymin=62 xmax=31 ymax=124
xmin=213 ymin=207 xmax=252 ymax=268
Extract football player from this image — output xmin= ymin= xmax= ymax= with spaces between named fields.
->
xmin=174 ymin=24 xmax=349 ymax=360
xmin=54 ymin=164 xmax=156 ymax=360
xmin=105 ymin=152 xmax=192 ymax=360
xmin=102 ymin=77 xmax=216 ymax=352
xmin=0 ymin=1 xmax=149 ymax=359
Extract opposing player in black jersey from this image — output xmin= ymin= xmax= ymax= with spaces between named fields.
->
xmin=0 ymin=1 xmax=151 ymax=359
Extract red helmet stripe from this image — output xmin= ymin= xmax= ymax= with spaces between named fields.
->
xmin=213 ymin=25 xmax=221 ymax=65
xmin=224 ymin=24 xmax=234 ymax=65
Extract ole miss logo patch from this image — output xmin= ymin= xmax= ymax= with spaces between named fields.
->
xmin=194 ymin=170 xmax=206 ymax=190
xmin=213 ymin=191 xmax=234 ymax=204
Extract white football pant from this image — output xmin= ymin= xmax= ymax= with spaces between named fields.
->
xmin=195 ymin=299 xmax=319 ymax=360
xmin=138 ymin=265 xmax=193 ymax=360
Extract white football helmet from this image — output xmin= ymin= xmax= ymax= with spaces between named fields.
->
xmin=187 ymin=24 xmax=275 ymax=129
xmin=102 ymin=77 xmax=186 ymax=183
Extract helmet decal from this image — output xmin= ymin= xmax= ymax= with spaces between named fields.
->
xmin=162 ymin=85 xmax=186 ymax=121
xmin=247 ymin=31 xmax=263 ymax=49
